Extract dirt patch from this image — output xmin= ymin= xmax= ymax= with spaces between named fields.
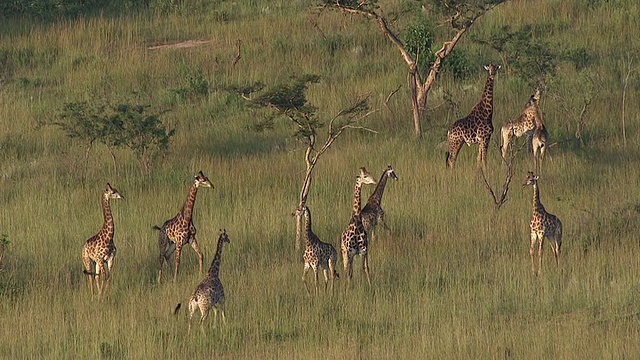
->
xmin=147 ymin=40 xmax=211 ymax=50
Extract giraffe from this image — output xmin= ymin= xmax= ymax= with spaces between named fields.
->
xmin=500 ymin=84 xmax=545 ymax=160
xmin=182 ymin=229 xmax=230 ymax=332
xmin=81 ymin=183 xmax=123 ymax=297
xmin=298 ymin=205 xmax=339 ymax=294
xmin=524 ymin=171 xmax=562 ymax=276
xmin=360 ymin=164 xmax=398 ymax=241
xmin=532 ymin=123 xmax=550 ymax=173
xmin=155 ymin=171 xmax=212 ymax=283
xmin=446 ymin=64 xmax=501 ymax=169
xmin=340 ymin=167 xmax=376 ymax=285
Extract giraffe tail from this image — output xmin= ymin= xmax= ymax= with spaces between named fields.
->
xmin=173 ymin=303 xmax=182 ymax=315
xmin=445 ymin=152 xmax=450 ymax=168
xmin=152 ymin=225 xmax=162 ymax=231
xmin=83 ymin=269 xmax=96 ymax=276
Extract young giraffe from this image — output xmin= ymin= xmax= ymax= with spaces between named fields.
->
xmin=500 ymin=84 xmax=544 ymax=160
xmin=360 ymin=164 xmax=398 ymax=241
xmin=446 ymin=64 xmax=501 ymax=169
xmin=340 ymin=167 xmax=376 ymax=285
xmin=532 ymin=123 xmax=550 ymax=173
xmin=155 ymin=171 xmax=212 ymax=283
xmin=81 ymin=183 xmax=123 ymax=297
xmin=524 ymin=171 xmax=563 ymax=276
xmin=182 ymin=229 xmax=230 ymax=332
xmin=298 ymin=205 xmax=339 ymax=294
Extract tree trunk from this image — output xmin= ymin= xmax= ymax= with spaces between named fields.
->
xmin=331 ymin=2 xmax=501 ymax=139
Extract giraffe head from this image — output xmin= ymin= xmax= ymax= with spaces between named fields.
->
xmin=358 ymin=167 xmax=376 ymax=185
xmin=483 ymin=63 xmax=501 ymax=77
xmin=523 ymin=171 xmax=539 ymax=187
xmin=527 ymin=82 xmax=545 ymax=106
xmin=385 ymin=164 xmax=399 ymax=181
xmin=194 ymin=171 xmax=213 ymax=189
xmin=218 ymin=229 xmax=230 ymax=245
xmin=104 ymin=183 xmax=124 ymax=200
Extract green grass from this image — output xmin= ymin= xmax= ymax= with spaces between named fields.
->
xmin=1 ymin=0 xmax=640 ymax=358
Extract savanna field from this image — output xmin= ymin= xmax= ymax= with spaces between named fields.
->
xmin=1 ymin=0 xmax=640 ymax=358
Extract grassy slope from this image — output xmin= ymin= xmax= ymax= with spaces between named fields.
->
xmin=1 ymin=0 xmax=640 ymax=358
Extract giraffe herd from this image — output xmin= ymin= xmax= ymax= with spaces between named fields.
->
xmin=446 ymin=63 xmax=563 ymax=275
xmin=79 ymin=63 xmax=564 ymax=331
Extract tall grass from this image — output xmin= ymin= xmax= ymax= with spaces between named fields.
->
xmin=1 ymin=0 xmax=640 ymax=358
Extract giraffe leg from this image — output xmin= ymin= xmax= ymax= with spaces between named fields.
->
xmin=342 ymin=252 xmax=354 ymax=285
xmin=362 ymin=253 xmax=371 ymax=286
xmin=530 ymin=232 xmax=538 ymax=275
xmin=537 ymin=235 xmax=544 ymax=276
xmin=189 ymin=239 xmax=205 ymax=275
xmin=157 ymin=233 xmax=175 ymax=284
xmin=322 ymin=268 xmax=329 ymax=291
xmin=478 ymin=136 xmax=491 ymax=169
xmin=199 ymin=304 xmax=210 ymax=328
xmin=95 ymin=262 xmax=106 ymax=297
xmin=549 ymin=238 xmax=560 ymax=267
xmin=219 ymin=303 xmax=226 ymax=325
xmin=104 ymin=249 xmax=116 ymax=293
xmin=173 ymin=245 xmax=183 ymax=282
xmin=302 ymin=263 xmax=311 ymax=294
xmin=328 ymin=254 xmax=337 ymax=293
xmin=341 ymin=245 xmax=350 ymax=284
xmin=446 ymin=138 xmax=464 ymax=168
xmin=82 ymin=248 xmax=95 ymax=297
xmin=500 ymin=128 xmax=512 ymax=161
xmin=550 ymin=224 xmax=563 ymax=267
xmin=157 ymin=256 xmax=164 ymax=284
xmin=313 ymin=266 xmax=319 ymax=293
xmin=188 ymin=297 xmax=198 ymax=333
xmin=86 ymin=262 xmax=96 ymax=297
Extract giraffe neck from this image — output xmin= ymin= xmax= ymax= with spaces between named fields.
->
xmin=180 ymin=182 xmax=199 ymax=224
xmin=366 ymin=172 xmax=389 ymax=208
xmin=99 ymin=195 xmax=114 ymax=241
xmin=303 ymin=208 xmax=317 ymax=245
xmin=474 ymin=73 xmax=495 ymax=121
xmin=532 ymin=183 xmax=546 ymax=215
xmin=207 ymin=236 xmax=225 ymax=279
xmin=352 ymin=179 xmax=363 ymax=216
xmin=533 ymin=107 xmax=545 ymax=128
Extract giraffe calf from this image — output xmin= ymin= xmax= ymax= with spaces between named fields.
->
xmin=524 ymin=172 xmax=562 ymax=276
xmin=175 ymin=230 xmax=230 ymax=332
xmin=81 ymin=183 xmax=123 ymax=298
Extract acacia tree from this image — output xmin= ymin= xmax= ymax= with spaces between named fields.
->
xmin=44 ymin=100 xmax=175 ymax=181
xmin=225 ymin=75 xmax=376 ymax=250
xmin=321 ymin=0 xmax=505 ymax=138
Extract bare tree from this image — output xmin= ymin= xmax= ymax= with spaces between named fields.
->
xmin=549 ymin=70 xmax=602 ymax=146
xmin=321 ymin=0 xmax=506 ymax=138
xmin=479 ymin=144 xmax=523 ymax=211
xmin=224 ymin=75 xmax=376 ymax=250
